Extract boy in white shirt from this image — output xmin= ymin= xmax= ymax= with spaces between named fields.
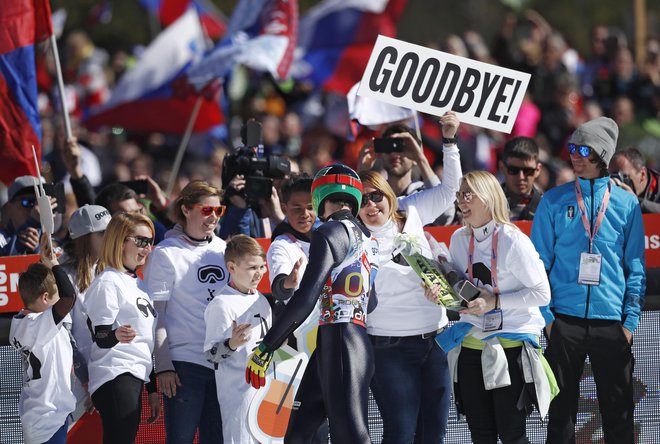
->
xmin=204 ymin=235 xmax=272 ymax=444
xmin=10 ymin=235 xmax=77 ymax=444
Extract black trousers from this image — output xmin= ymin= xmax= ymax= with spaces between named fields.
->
xmin=457 ymin=346 xmax=531 ymax=444
xmin=92 ymin=372 xmax=145 ymax=444
xmin=545 ymin=314 xmax=635 ymax=444
xmin=285 ymin=323 xmax=374 ymax=444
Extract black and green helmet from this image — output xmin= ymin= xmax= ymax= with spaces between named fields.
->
xmin=311 ymin=164 xmax=363 ymax=218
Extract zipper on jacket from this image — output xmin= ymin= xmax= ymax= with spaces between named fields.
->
xmin=584 ymin=178 xmax=595 ymax=319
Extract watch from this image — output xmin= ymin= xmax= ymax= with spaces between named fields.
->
xmin=442 ymin=137 xmax=457 ymax=145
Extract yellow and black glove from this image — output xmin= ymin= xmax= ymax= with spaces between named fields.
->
xmin=245 ymin=343 xmax=273 ymax=389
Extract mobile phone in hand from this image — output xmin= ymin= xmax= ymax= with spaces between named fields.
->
xmin=455 ymin=280 xmax=481 ymax=307
xmin=120 ymin=180 xmax=149 ymax=195
xmin=374 ymin=138 xmax=405 ymax=154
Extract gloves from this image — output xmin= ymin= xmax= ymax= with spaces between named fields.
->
xmin=245 ymin=342 xmax=273 ymax=389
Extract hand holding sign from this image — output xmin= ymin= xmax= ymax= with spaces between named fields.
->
xmin=358 ymin=36 xmax=531 ymax=134
xmin=31 ymin=145 xmax=55 ymax=255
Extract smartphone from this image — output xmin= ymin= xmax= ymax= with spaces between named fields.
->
xmin=373 ymin=137 xmax=405 ymax=154
xmin=43 ymin=182 xmax=66 ymax=214
xmin=245 ymin=176 xmax=273 ymax=200
xmin=455 ymin=280 xmax=481 ymax=307
xmin=120 ymin=179 xmax=149 ymax=195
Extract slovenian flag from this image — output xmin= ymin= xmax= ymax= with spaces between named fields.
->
xmin=292 ymin=0 xmax=408 ymax=95
xmin=0 ymin=0 xmax=53 ymax=185
xmin=85 ymin=9 xmax=223 ymax=134
xmin=185 ymin=0 xmax=298 ymax=90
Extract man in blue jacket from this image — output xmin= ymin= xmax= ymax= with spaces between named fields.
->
xmin=531 ymin=117 xmax=646 ymax=444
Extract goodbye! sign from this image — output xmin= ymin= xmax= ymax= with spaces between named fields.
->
xmin=358 ymin=35 xmax=531 ymax=134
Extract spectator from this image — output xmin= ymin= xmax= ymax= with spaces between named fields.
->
xmin=531 ymin=117 xmax=646 ymax=443
xmin=246 ymin=165 xmax=378 ymax=443
xmin=499 ymin=137 xmax=543 ymax=221
xmin=10 ymin=234 xmax=77 ymax=444
xmin=431 ymin=170 xmax=553 ymax=444
xmin=358 ymin=111 xmax=461 ymax=444
xmin=142 ymin=180 xmax=227 ymax=443
xmin=84 ymin=212 xmax=160 ymax=443
xmin=609 ymin=147 xmax=660 ymax=213
xmin=204 ymin=235 xmax=271 ymax=444
xmin=0 ymin=176 xmax=58 ymax=256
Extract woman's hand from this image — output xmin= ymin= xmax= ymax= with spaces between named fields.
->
xmin=460 ymin=288 xmax=497 ymax=316
xmin=115 ymin=324 xmax=137 ymax=343
xmin=356 ymin=140 xmax=377 ymax=172
xmin=157 ymin=371 xmax=182 ymax=398
xmin=421 ymin=282 xmax=443 ymax=305
xmin=146 ymin=392 xmax=161 ymax=424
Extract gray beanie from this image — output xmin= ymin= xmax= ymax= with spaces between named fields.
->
xmin=568 ymin=117 xmax=619 ymax=166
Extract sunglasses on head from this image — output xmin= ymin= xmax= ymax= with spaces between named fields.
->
xmin=126 ymin=236 xmax=154 ymax=248
xmin=505 ymin=165 xmax=537 ymax=177
xmin=191 ymin=204 xmax=226 ymax=217
xmin=567 ymin=143 xmax=593 ymax=157
xmin=455 ymin=191 xmax=474 ymax=203
xmin=19 ymin=198 xmax=37 ymax=209
xmin=361 ymin=190 xmax=385 ymax=208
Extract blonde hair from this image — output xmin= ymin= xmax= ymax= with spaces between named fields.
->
xmin=225 ymin=234 xmax=266 ymax=264
xmin=461 ymin=170 xmax=517 ymax=233
xmin=172 ymin=180 xmax=222 ymax=226
xmin=97 ymin=212 xmax=155 ymax=273
xmin=359 ymin=171 xmax=405 ymax=229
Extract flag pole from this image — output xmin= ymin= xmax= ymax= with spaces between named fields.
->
xmin=48 ymin=34 xmax=73 ymax=140
xmin=166 ymin=96 xmax=203 ymax=196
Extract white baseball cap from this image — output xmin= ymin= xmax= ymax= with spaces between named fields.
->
xmin=68 ymin=205 xmax=111 ymax=239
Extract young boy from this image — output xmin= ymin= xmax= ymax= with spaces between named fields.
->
xmin=267 ymin=175 xmax=315 ymax=315
xmin=10 ymin=235 xmax=77 ymax=444
xmin=204 ymin=235 xmax=272 ymax=444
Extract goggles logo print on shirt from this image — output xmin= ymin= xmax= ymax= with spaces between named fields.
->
xmin=136 ymin=297 xmax=156 ymax=318
xmin=198 ymin=265 xmax=226 ymax=284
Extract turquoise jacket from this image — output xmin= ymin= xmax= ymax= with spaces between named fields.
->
xmin=531 ymin=176 xmax=646 ymax=332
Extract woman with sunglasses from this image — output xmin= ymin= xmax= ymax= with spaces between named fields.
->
xmin=429 ymin=171 xmax=552 ymax=444
xmin=359 ymin=112 xmax=461 ymax=444
xmin=84 ymin=212 xmax=160 ymax=443
xmin=142 ymin=180 xmax=228 ymax=443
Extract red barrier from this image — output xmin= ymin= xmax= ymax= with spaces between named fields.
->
xmin=1 ymin=214 xmax=659 ymax=314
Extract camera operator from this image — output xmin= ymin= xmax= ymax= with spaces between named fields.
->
xmin=609 ymin=147 xmax=660 ymax=213
xmin=218 ymin=120 xmax=289 ymax=239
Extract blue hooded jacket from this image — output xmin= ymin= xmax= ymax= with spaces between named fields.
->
xmin=531 ymin=176 xmax=646 ymax=332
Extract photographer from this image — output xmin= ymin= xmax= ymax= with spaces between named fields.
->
xmin=609 ymin=147 xmax=660 ymax=213
xmin=218 ymin=120 xmax=289 ymax=239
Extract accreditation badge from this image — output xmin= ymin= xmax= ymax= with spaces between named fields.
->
xmin=578 ymin=252 xmax=602 ymax=285
xmin=483 ymin=309 xmax=503 ymax=332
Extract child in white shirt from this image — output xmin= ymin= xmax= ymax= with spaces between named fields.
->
xmin=204 ymin=235 xmax=272 ymax=444
xmin=10 ymin=235 xmax=77 ymax=444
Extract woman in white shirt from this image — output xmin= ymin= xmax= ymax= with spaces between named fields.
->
xmin=359 ymin=112 xmax=461 ymax=444
xmin=85 ymin=212 xmax=159 ymax=444
xmin=429 ymin=170 xmax=554 ymax=444
xmin=142 ymin=180 xmax=228 ymax=443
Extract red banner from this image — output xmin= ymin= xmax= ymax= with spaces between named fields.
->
xmin=1 ymin=214 xmax=659 ymax=314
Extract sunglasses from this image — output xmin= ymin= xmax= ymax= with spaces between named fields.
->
xmin=19 ymin=198 xmax=37 ymax=209
xmin=455 ymin=191 xmax=474 ymax=203
xmin=126 ymin=236 xmax=154 ymax=248
xmin=505 ymin=165 xmax=537 ymax=177
xmin=361 ymin=190 xmax=385 ymax=208
xmin=191 ymin=204 xmax=226 ymax=218
xmin=567 ymin=143 xmax=593 ymax=157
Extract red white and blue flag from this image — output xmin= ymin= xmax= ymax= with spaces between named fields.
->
xmin=140 ymin=0 xmax=227 ymax=39
xmin=292 ymin=0 xmax=408 ymax=95
xmin=85 ymin=9 xmax=223 ymax=134
xmin=0 ymin=0 xmax=52 ymax=185
xmin=185 ymin=0 xmax=298 ymax=90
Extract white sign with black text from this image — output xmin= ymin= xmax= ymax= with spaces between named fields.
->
xmin=358 ymin=35 xmax=532 ymax=134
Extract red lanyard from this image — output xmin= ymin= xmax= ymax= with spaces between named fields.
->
xmin=574 ymin=180 xmax=612 ymax=253
xmin=468 ymin=224 xmax=500 ymax=295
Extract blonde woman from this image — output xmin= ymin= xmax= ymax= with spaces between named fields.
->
xmin=84 ymin=212 xmax=159 ymax=444
xmin=358 ymin=111 xmax=462 ymax=444
xmin=429 ymin=171 xmax=553 ymax=444
xmin=142 ymin=180 xmax=227 ymax=443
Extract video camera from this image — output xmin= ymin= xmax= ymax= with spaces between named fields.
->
xmin=610 ymin=171 xmax=635 ymax=193
xmin=222 ymin=120 xmax=291 ymax=205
